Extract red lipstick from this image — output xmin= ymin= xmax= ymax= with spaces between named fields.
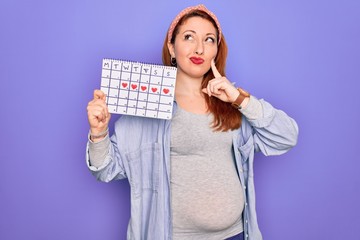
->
xmin=190 ymin=57 xmax=204 ymax=65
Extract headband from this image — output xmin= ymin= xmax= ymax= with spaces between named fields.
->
xmin=167 ymin=4 xmax=222 ymax=45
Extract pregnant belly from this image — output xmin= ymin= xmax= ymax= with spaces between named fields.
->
xmin=171 ymin=177 xmax=245 ymax=232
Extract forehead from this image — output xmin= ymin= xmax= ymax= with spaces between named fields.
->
xmin=178 ymin=16 xmax=217 ymax=34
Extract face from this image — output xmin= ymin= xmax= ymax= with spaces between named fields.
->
xmin=168 ymin=16 xmax=218 ymax=79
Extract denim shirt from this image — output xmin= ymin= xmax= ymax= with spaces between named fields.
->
xmin=86 ymin=98 xmax=298 ymax=240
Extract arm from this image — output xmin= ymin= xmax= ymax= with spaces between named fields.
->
xmin=202 ymin=60 xmax=298 ymax=155
xmin=86 ymin=90 xmax=127 ymax=182
xmin=241 ymin=96 xmax=299 ymax=156
xmin=86 ymin=130 xmax=127 ymax=182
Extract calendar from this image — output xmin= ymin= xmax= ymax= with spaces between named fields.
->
xmin=100 ymin=59 xmax=177 ymax=120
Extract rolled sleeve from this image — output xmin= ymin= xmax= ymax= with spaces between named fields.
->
xmin=240 ymin=95 xmax=263 ymax=120
xmin=86 ymin=133 xmax=111 ymax=171
xmin=240 ymin=98 xmax=299 ymax=155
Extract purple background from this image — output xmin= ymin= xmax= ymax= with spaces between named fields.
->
xmin=1 ymin=0 xmax=359 ymax=239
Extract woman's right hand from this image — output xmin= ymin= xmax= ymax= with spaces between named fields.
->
xmin=87 ymin=90 xmax=111 ymax=141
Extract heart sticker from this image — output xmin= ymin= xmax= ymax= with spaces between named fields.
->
xmin=131 ymin=84 xmax=137 ymax=90
xmin=151 ymin=87 xmax=158 ymax=93
xmin=163 ymin=88 xmax=170 ymax=94
xmin=141 ymin=86 xmax=147 ymax=91
xmin=122 ymin=83 xmax=128 ymax=88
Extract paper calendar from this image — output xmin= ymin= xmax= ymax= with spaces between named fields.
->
xmin=100 ymin=59 xmax=177 ymax=120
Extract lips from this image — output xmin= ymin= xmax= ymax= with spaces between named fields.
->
xmin=190 ymin=57 xmax=204 ymax=65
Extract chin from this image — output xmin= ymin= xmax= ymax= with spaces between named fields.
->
xmin=190 ymin=72 xmax=207 ymax=78
xmin=180 ymin=66 xmax=209 ymax=79
xmin=178 ymin=65 xmax=210 ymax=78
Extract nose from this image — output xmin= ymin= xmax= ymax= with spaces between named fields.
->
xmin=195 ymin=41 xmax=204 ymax=55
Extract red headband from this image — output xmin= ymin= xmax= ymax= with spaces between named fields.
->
xmin=167 ymin=4 xmax=222 ymax=45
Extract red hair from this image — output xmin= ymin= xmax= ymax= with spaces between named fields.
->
xmin=162 ymin=10 xmax=242 ymax=131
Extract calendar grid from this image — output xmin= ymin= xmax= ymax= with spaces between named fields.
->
xmin=100 ymin=59 xmax=177 ymax=120
xmin=133 ymin=64 xmax=140 ymax=116
xmin=104 ymin=61 xmax=112 ymax=105
xmin=115 ymin=61 xmax=123 ymax=113
xmin=139 ymin=65 xmax=151 ymax=117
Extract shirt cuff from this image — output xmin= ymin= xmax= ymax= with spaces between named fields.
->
xmin=240 ymin=95 xmax=263 ymax=120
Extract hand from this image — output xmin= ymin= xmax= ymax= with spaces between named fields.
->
xmin=202 ymin=59 xmax=240 ymax=103
xmin=87 ymin=89 xmax=111 ymax=136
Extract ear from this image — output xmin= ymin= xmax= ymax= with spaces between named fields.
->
xmin=167 ymin=42 xmax=175 ymax=58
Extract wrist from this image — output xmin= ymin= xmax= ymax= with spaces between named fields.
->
xmin=229 ymin=88 xmax=241 ymax=103
xmin=89 ymin=128 xmax=109 ymax=142
xmin=231 ymin=88 xmax=250 ymax=109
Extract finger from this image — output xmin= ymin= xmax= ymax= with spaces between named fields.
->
xmin=212 ymin=84 xmax=222 ymax=95
xmin=94 ymin=89 xmax=105 ymax=100
xmin=101 ymin=93 xmax=107 ymax=101
xmin=88 ymin=105 xmax=105 ymax=119
xmin=94 ymin=99 xmax=108 ymax=110
xmin=89 ymin=99 xmax=107 ymax=111
xmin=90 ymin=92 xmax=109 ymax=116
xmin=93 ymin=110 xmax=106 ymax=123
xmin=207 ymin=82 xmax=212 ymax=97
xmin=97 ymin=102 xmax=110 ymax=121
xmin=95 ymin=98 xmax=110 ymax=117
xmin=88 ymin=102 xmax=109 ymax=121
xmin=212 ymin=82 xmax=223 ymax=95
xmin=211 ymin=59 xmax=222 ymax=78
xmin=95 ymin=107 xmax=110 ymax=123
xmin=208 ymin=78 xmax=223 ymax=93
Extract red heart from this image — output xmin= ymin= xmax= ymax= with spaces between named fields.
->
xmin=163 ymin=88 xmax=169 ymax=94
xmin=122 ymin=83 xmax=128 ymax=88
xmin=131 ymin=84 xmax=137 ymax=90
xmin=141 ymin=86 xmax=147 ymax=91
xmin=151 ymin=87 xmax=157 ymax=93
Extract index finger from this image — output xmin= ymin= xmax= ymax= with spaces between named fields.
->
xmin=211 ymin=59 xmax=222 ymax=78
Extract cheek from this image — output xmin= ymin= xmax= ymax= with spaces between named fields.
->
xmin=203 ymin=44 xmax=218 ymax=57
xmin=210 ymin=46 xmax=218 ymax=58
xmin=174 ymin=44 xmax=192 ymax=57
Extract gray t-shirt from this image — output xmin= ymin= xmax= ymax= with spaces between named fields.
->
xmin=171 ymin=107 xmax=245 ymax=240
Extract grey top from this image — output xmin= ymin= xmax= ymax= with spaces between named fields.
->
xmin=86 ymin=95 xmax=299 ymax=240
xmin=170 ymin=106 xmax=245 ymax=240
xmin=87 ymin=96 xmax=266 ymax=239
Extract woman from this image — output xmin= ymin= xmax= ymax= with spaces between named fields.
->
xmin=86 ymin=4 xmax=298 ymax=240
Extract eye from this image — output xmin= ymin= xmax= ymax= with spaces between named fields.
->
xmin=184 ymin=34 xmax=194 ymax=40
xmin=205 ymin=37 xmax=215 ymax=43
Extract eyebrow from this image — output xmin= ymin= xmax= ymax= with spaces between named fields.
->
xmin=182 ymin=30 xmax=216 ymax=37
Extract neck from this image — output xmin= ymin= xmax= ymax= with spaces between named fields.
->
xmin=175 ymin=71 xmax=203 ymax=97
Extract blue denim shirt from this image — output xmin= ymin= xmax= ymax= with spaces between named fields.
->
xmin=86 ymin=98 xmax=298 ymax=240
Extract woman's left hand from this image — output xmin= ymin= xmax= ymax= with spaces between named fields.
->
xmin=202 ymin=59 xmax=240 ymax=103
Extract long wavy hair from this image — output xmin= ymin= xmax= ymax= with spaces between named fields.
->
xmin=162 ymin=10 xmax=242 ymax=131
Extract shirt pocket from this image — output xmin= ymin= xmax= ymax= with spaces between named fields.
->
xmin=125 ymin=143 xmax=161 ymax=198
xmin=238 ymin=135 xmax=254 ymax=172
